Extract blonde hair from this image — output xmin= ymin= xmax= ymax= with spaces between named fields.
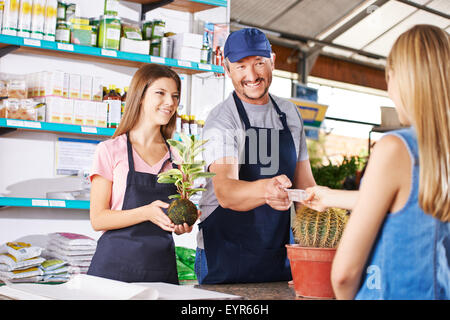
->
xmin=386 ymin=25 xmax=450 ymax=222
xmin=112 ymin=64 xmax=180 ymax=140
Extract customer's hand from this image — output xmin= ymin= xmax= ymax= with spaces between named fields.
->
xmin=143 ymin=200 xmax=175 ymax=232
xmin=174 ymin=211 xmax=201 ymax=235
xmin=301 ymin=186 xmax=331 ymax=212
xmin=264 ymin=175 xmax=292 ymax=211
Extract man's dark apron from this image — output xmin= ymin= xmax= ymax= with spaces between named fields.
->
xmin=198 ymin=91 xmax=297 ymax=284
xmin=88 ymin=133 xmax=179 ymax=284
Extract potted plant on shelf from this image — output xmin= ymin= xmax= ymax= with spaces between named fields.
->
xmin=157 ymin=132 xmax=215 ymax=226
xmin=286 ymin=206 xmax=348 ymax=299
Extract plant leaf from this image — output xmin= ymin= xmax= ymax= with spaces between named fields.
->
xmin=157 ymin=177 xmax=177 ymax=184
xmin=168 ymin=194 xmax=181 ymax=199
xmin=191 ymin=172 xmax=216 ymax=180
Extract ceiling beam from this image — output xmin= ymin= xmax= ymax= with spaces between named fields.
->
xmin=396 ymin=0 xmax=450 ymax=20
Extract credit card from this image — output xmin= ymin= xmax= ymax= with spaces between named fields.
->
xmin=284 ymin=188 xmax=308 ymax=202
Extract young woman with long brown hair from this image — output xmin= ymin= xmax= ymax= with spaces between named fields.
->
xmin=87 ymin=64 xmax=195 ymax=284
xmin=303 ymin=24 xmax=449 ymax=299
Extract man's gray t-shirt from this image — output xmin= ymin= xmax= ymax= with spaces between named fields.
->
xmin=197 ymin=92 xmax=309 ymax=248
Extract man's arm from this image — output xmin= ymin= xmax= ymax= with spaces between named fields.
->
xmin=293 ymin=159 xmax=316 ymax=190
xmin=209 ymin=156 xmax=292 ymax=212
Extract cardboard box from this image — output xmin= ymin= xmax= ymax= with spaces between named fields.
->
xmin=169 ymin=33 xmax=203 ymax=49
xmin=119 ymin=38 xmax=150 ymax=55
xmin=172 ymin=46 xmax=201 ymax=63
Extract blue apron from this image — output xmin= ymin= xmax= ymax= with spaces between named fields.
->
xmin=87 ymin=133 xmax=179 ymax=284
xmin=198 ymin=91 xmax=297 ymax=284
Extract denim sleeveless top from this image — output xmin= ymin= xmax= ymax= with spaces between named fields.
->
xmin=355 ymin=128 xmax=450 ymax=300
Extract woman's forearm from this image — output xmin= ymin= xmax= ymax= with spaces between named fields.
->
xmin=325 ymin=190 xmax=359 ymax=211
xmin=90 ymin=206 xmax=146 ymax=232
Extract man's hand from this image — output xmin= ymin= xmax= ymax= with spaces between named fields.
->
xmin=264 ymin=175 xmax=293 ymax=211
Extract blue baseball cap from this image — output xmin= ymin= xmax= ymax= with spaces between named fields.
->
xmin=224 ymin=28 xmax=272 ymax=63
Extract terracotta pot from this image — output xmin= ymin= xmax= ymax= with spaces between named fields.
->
xmin=286 ymin=244 xmax=336 ymax=299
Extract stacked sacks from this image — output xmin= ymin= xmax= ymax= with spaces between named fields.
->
xmin=0 ymin=242 xmax=45 ymax=283
xmin=45 ymin=232 xmax=97 ymax=275
xmin=0 ymin=242 xmax=70 ymax=284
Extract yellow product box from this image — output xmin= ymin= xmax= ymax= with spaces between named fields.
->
xmin=69 ymin=74 xmax=81 ymax=99
xmin=81 ymin=75 xmax=92 ymax=100
xmin=96 ymin=101 xmax=108 ymax=128
xmin=289 ymin=98 xmax=328 ymax=128
xmin=69 ymin=17 xmax=90 ymax=26
xmin=61 ymin=98 xmax=74 ymax=124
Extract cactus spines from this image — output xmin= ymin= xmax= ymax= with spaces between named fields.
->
xmin=293 ymin=206 xmax=349 ymax=248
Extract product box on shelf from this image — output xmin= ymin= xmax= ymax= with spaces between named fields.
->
xmin=17 ymin=0 xmax=32 ymax=38
xmin=84 ymin=100 xmax=97 ymax=126
xmin=81 ymin=75 xmax=92 ymax=100
xmin=61 ymin=97 xmax=74 ymax=124
xmin=69 ymin=74 xmax=81 ymax=99
xmin=63 ymin=73 xmax=69 ymax=98
xmin=45 ymin=96 xmax=62 ymax=123
xmin=96 ymin=101 xmax=108 ymax=128
xmin=92 ymin=77 xmax=103 ymax=102
xmin=2 ymin=0 xmax=19 ymax=36
xmin=169 ymin=33 xmax=203 ymax=49
xmin=172 ymin=46 xmax=201 ymax=63
xmin=31 ymin=0 xmax=46 ymax=40
xmin=41 ymin=71 xmax=64 ymax=97
xmin=119 ymin=37 xmax=150 ymax=55
xmin=43 ymin=0 xmax=57 ymax=41
xmin=73 ymin=99 xmax=85 ymax=125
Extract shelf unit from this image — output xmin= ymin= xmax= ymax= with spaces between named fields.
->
xmin=0 ymin=34 xmax=224 ymax=75
xmin=0 ymin=197 xmax=90 ymax=210
xmin=0 ymin=118 xmax=116 ymax=137
xmin=0 ymin=0 xmax=228 ymax=212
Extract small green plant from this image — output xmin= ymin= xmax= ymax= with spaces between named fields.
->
xmin=311 ymin=155 xmax=366 ymax=190
xmin=293 ymin=206 xmax=348 ymax=248
xmin=157 ymin=133 xmax=215 ymax=226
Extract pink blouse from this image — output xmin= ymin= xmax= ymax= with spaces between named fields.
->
xmin=90 ymin=134 xmax=181 ymax=210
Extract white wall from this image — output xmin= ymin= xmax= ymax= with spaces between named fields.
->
xmin=0 ymin=1 xmax=228 ymax=249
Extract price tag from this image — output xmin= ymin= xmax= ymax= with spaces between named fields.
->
xmin=6 ymin=119 xmax=24 ymax=127
xmin=32 ymin=199 xmax=49 ymax=207
xmin=151 ymin=56 xmax=166 ymax=64
xmin=49 ymin=200 xmax=66 ymax=207
xmin=101 ymin=49 xmax=117 ymax=58
xmin=21 ymin=121 xmax=42 ymax=129
xmin=198 ymin=63 xmax=212 ymax=71
xmin=23 ymin=38 xmax=41 ymax=47
xmin=57 ymin=43 xmax=74 ymax=51
xmin=81 ymin=126 xmax=98 ymax=134
xmin=177 ymin=60 xmax=192 ymax=68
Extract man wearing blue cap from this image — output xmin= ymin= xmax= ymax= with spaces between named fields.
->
xmin=195 ymin=28 xmax=316 ymax=284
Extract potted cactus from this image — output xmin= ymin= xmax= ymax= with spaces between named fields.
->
xmin=286 ymin=206 xmax=348 ymax=299
xmin=157 ymin=132 xmax=215 ymax=226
